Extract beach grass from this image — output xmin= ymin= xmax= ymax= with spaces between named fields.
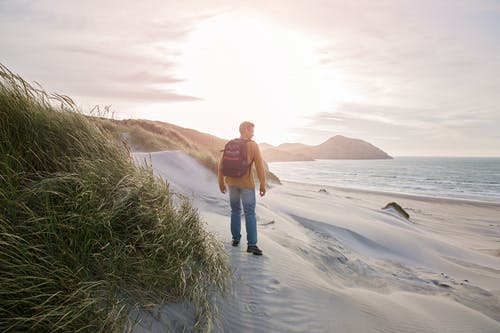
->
xmin=0 ymin=64 xmax=230 ymax=332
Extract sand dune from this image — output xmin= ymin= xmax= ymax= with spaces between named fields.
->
xmin=133 ymin=151 xmax=500 ymax=333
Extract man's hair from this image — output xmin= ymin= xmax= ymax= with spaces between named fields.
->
xmin=239 ymin=121 xmax=254 ymax=134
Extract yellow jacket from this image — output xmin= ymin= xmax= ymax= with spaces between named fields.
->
xmin=218 ymin=140 xmax=266 ymax=191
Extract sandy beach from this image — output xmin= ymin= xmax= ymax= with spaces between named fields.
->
xmin=133 ymin=151 xmax=500 ymax=332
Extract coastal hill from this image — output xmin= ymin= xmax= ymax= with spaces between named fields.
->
xmin=261 ymin=135 xmax=392 ymax=162
xmin=99 ymin=118 xmax=282 ymax=183
xmin=102 ymin=119 xmax=390 ymax=164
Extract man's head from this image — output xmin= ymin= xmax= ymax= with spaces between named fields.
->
xmin=239 ymin=121 xmax=255 ymax=140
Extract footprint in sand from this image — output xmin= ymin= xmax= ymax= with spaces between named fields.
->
xmin=264 ymin=278 xmax=281 ymax=293
xmin=245 ymin=301 xmax=270 ymax=318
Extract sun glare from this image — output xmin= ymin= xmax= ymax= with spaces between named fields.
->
xmin=168 ymin=12 xmax=353 ymax=144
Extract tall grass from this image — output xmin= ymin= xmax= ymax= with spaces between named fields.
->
xmin=0 ymin=64 xmax=230 ymax=332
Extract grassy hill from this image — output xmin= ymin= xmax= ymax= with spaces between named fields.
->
xmin=0 ymin=64 xmax=230 ymax=332
xmin=98 ymin=118 xmax=281 ymax=184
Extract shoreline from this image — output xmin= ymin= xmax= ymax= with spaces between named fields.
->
xmin=268 ymin=157 xmax=500 ymax=205
xmin=277 ymin=180 xmax=500 ymax=208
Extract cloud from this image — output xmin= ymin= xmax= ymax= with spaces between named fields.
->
xmin=307 ymin=104 xmax=429 ymax=128
xmin=292 ymin=101 xmax=500 ymax=156
xmin=305 ymin=103 xmax=500 ymax=135
xmin=296 ymin=1 xmax=500 ymax=118
xmin=55 ymin=46 xmax=174 ymax=70
xmin=110 ymin=72 xmax=183 ymax=85
xmin=2 ymin=1 xmax=499 ymax=156
xmin=0 ymin=0 xmax=221 ymax=104
xmin=74 ymin=85 xmax=202 ymax=103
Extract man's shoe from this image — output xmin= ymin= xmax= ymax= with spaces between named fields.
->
xmin=232 ymin=239 xmax=240 ymax=247
xmin=247 ymin=245 xmax=263 ymax=256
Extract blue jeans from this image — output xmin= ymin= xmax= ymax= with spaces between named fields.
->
xmin=229 ymin=186 xmax=257 ymax=246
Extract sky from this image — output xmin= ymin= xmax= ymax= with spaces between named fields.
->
xmin=1 ymin=0 xmax=499 ymax=156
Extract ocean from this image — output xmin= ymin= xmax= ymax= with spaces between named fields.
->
xmin=268 ymin=157 xmax=500 ymax=203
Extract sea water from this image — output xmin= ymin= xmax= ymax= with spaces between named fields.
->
xmin=268 ymin=157 xmax=500 ymax=203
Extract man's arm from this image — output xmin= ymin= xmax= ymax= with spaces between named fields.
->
xmin=252 ymin=142 xmax=266 ymax=196
xmin=217 ymin=152 xmax=226 ymax=193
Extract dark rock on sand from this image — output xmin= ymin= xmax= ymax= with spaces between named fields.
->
xmin=382 ymin=202 xmax=410 ymax=219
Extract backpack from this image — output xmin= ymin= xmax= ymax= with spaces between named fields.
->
xmin=221 ymin=139 xmax=250 ymax=177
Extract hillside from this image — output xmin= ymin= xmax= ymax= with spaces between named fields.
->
xmin=261 ymin=135 xmax=392 ymax=161
xmin=259 ymin=147 xmax=314 ymax=162
xmin=277 ymin=142 xmax=311 ymax=152
xmin=99 ymin=118 xmax=281 ymax=184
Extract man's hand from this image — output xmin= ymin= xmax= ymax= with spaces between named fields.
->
xmin=220 ymin=185 xmax=227 ymax=194
xmin=259 ymin=187 xmax=266 ymax=197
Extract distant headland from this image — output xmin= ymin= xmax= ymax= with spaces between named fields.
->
xmin=260 ymin=135 xmax=392 ymax=162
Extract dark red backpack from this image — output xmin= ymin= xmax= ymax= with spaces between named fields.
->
xmin=221 ymin=139 xmax=250 ymax=177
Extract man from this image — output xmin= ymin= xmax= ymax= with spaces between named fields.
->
xmin=218 ymin=121 xmax=266 ymax=255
